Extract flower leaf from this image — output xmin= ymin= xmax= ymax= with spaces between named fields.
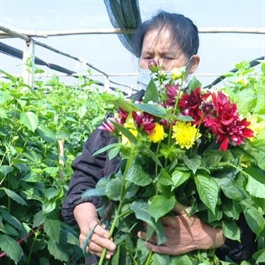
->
xmin=152 ymin=253 xmax=170 ymax=265
xmin=20 ymin=111 xmax=39 ymax=132
xmin=130 ymin=200 xmax=166 ymax=245
xmin=183 ymin=155 xmax=201 ymax=174
xmin=143 ymin=79 xmax=159 ymax=103
xmin=133 ymin=103 xmax=167 ymax=118
xmin=194 ymin=174 xmax=219 ymax=214
xmin=169 ymin=255 xmax=193 ymax=265
xmin=44 ymin=218 xmax=60 ymax=243
xmin=217 ymin=176 xmax=247 ymax=201
xmin=0 ymin=234 xmax=23 ymax=263
xmin=37 ymin=124 xmax=56 ymax=143
xmin=93 ymin=143 xmax=120 ymax=156
xmin=144 ymin=147 xmax=163 ymax=168
xmin=244 ymin=167 xmax=265 ymax=198
xmin=106 ymin=96 xmax=138 ymax=113
xmin=1 ymin=188 xmax=28 ymax=206
xmin=149 ymin=195 xmax=175 ymax=222
xmin=241 ymin=201 xmax=265 ymax=235
xmin=126 ymin=160 xmax=152 ymax=187
xmin=222 ymin=219 xmax=241 ymax=241
xmin=171 ymin=170 xmax=190 ymax=188
xmin=112 ymin=121 xmax=137 ymax=144
xmin=253 ymin=249 xmax=265 ymax=264
xmin=106 ymin=178 xmax=122 ymax=201
xmin=0 ymin=165 xmax=13 ymax=177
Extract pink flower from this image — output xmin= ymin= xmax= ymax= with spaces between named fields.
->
xmin=165 ymin=84 xmax=180 ymax=107
xmin=99 ymin=118 xmax=117 ymax=133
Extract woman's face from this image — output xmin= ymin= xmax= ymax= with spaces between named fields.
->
xmin=139 ymin=28 xmax=189 ymax=71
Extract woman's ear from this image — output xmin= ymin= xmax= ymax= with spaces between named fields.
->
xmin=187 ymin=55 xmax=200 ymax=74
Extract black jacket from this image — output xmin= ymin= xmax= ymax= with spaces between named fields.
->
xmin=62 ymin=90 xmax=257 ymax=264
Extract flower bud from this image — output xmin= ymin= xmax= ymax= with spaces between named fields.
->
xmin=171 ymin=67 xmax=184 ymax=80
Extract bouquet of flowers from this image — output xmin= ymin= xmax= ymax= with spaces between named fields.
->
xmin=83 ymin=60 xmax=265 ymax=265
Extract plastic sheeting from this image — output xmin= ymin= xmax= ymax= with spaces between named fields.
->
xmin=103 ymin=0 xmax=142 ymax=56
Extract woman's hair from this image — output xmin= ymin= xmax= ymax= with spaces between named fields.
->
xmin=132 ymin=10 xmax=199 ymax=59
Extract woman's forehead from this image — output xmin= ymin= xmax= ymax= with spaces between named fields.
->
xmin=142 ymin=28 xmax=179 ymax=53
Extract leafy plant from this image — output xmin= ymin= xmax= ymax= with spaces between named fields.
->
xmin=0 ymin=69 xmax=107 ymax=264
xmin=83 ymin=60 xmax=265 ymax=265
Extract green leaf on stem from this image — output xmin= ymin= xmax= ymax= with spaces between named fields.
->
xmin=171 ymin=169 xmax=190 ymax=188
xmin=112 ymin=121 xmax=137 ymax=144
xmin=93 ymin=143 xmax=120 ymax=157
xmin=143 ymin=79 xmax=159 ymax=103
xmin=37 ymin=124 xmax=56 ymax=143
xmin=241 ymin=201 xmax=265 ymax=235
xmin=244 ymin=166 xmax=265 ymax=198
xmin=149 ymin=195 xmax=175 ymax=222
xmin=217 ymin=176 xmax=247 ymax=201
xmin=194 ymin=174 xmax=218 ymax=214
xmin=130 ymin=200 xmax=166 ymax=245
xmin=0 ymin=165 xmax=13 ymax=177
xmin=44 ymin=218 xmax=60 ymax=243
xmin=126 ymin=159 xmax=152 ymax=187
xmin=222 ymin=219 xmax=240 ymax=241
xmin=1 ymin=188 xmax=28 ymax=206
xmin=152 ymin=253 xmax=170 ymax=265
xmin=106 ymin=178 xmax=122 ymax=201
xmin=133 ymin=103 xmax=167 ymax=118
xmin=47 ymin=240 xmax=68 ymax=262
xmin=0 ymin=234 xmax=23 ymax=263
xmin=20 ymin=111 xmax=39 ymax=132
xmin=183 ymin=155 xmax=201 ymax=174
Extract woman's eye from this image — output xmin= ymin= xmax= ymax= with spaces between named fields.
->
xmin=164 ymin=56 xmax=174 ymax=60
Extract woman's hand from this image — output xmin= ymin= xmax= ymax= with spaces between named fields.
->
xmin=74 ymin=202 xmax=116 ymax=259
xmin=137 ymin=204 xmax=225 ymax=255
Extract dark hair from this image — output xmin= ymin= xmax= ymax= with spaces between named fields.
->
xmin=132 ymin=10 xmax=199 ymax=59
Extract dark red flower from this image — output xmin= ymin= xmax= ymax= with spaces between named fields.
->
xmin=203 ymin=92 xmax=254 ymax=151
xmin=132 ymin=111 xmax=156 ymax=135
xmin=118 ymin=108 xmax=129 ymax=124
xmin=179 ymin=87 xmax=203 ymax=124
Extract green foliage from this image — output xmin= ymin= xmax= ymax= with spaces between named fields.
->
xmin=0 ymin=69 xmax=107 ymax=264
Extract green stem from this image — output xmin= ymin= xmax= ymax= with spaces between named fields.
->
xmin=27 ymin=234 xmax=37 ymax=265
xmin=145 ymin=251 xmax=153 ymax=265
xmin=98 ymin=151 xmax=135 ymax=265
xmin=165 ymin=77 xmax=185 ymax=167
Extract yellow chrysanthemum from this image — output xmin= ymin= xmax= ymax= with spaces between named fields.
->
xmin=172 ymin=122 xmax=201 ymax=149
xmin=148 ymin=123 xmax=165 ymax=143
xmin=247 ymin=114 xmax=265 ymax=140
xmin=121 ymin=118 xmax=138 ymax=146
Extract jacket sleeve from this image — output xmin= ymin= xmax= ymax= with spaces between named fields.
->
xmin=215 ymin=214 xmax=257 ymax=262
xmin=61 ymin=128 xmax=119 ymax=225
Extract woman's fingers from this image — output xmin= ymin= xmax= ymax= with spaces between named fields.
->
xmin=137 ymin=231 xmax=158 ymax=245
xmin=85 ymin=224 xmax=116 ymax=257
